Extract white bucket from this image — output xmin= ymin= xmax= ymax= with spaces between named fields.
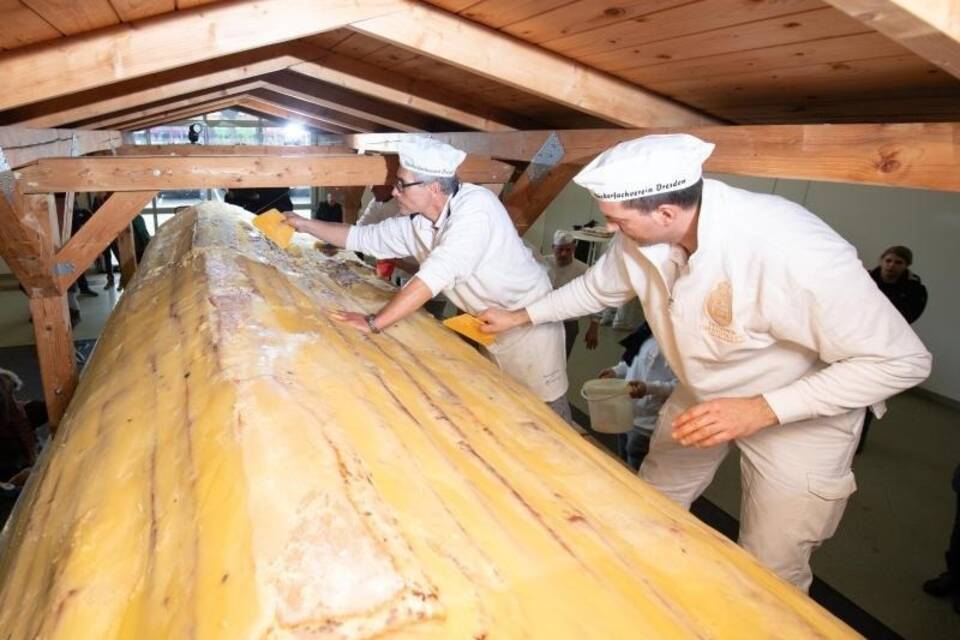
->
xmin=580 ymin=378 xmax=634 ymax=434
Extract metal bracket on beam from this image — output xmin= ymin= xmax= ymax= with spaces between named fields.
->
xmin=526 ymin=132 xmax=565 ymax=185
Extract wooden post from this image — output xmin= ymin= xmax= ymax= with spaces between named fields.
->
xmin=340 ymin=187 xmax=364 ymax=224
xmin=28 ymin=296 xmax=76 ymax=430
xmin=116 ymin=223 xmax=137 ymax=288
xmin=60 ymin=192 xmax=75 ymax=245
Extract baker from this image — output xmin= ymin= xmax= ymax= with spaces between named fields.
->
xmin=479 ymin=134 xmax=932 ymax=590
xmin=284 ymin=138 xmax=571 ymax=420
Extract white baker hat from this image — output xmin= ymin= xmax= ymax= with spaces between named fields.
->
xmin=553 ymin=230 xmax=575 ymax=246
xmin=573 ymin=134 xmax=715 ymax=202
xmin=398 ymin=137 xmax=467 ymax=178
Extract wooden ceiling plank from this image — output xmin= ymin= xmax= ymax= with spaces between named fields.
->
xmin=538 ymin=0 xmax=823 ymax=57
xmin=0 ymin=0 xmax=407 ymax=111
xmin=503 ymin=0 xmax=691 ymax=44
xmin=263 ymin=69 xmax=440 ymax=132
xmin=0 ymin=0 xmax=62 ymax=49
xmin=329 ymin=32 xmax=393 ymax=59
xmin=824 ymin=0 xmax=960 ymax=81
xmin=14 ymin=153 xmax=515 ymax=192
xmin=22 ymin=0 xmax=119 ymax=35
xmin=669 ymin=55 xmax=957 ymax=109
xmin=347 ymin=123 xmax=960 ymax=192
xmin=617 ymin=32 xmax=908 ymax=84
xmin=109 ymin=0 xmax=176 ymax=22
xmin=716 ymin=94 xmax=960 ymax=123
xmin=287 ymin=54 xmax=529 ymax=131
xmin=455 ymin=0 xmax=574 ymax=31
xmin=579 ymin=7 xmax=871 ymax=72
xmin=350 ymin=1 xmax=718 ymax=127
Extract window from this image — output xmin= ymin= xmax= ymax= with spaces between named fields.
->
xmin=131 ymin=110 xmax=320 ymax=230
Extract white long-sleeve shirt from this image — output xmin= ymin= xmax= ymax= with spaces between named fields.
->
xmin=611 ymin=338 xmax=677 ymax=432
xmin=544 ymin=255 xmax=589 ymax=289
xmin=527 ymin=179 xmax=931 ymax=426
xmin=346 ymin=183 xmax=567 ymax=401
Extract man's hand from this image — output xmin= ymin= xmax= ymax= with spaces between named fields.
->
xmin=478 ymin=307 xmax=530 ymax=334
xmin=330 ymin=310 xmax=374 ymax=334
xmin=584 ymin=320 xmax=600 ymax=350
xmin=283 ymin=213 xmax=312 ymax=232
xmin=628 ymin=381 xmax=647 ymax=399
xmin=597 ymin=368 xmax=617 ymax=379
xmin=671 ymin=396 xmax=779 ymax=448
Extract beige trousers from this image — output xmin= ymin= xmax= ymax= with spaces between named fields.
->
xmin=639 ymin=387 xmax=861 ymax=591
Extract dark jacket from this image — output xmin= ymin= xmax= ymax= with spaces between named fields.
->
xmin=869 ymin=267 xmax=928 ymax=324
xmin=315 ymin=201 xmax=343 ymax=223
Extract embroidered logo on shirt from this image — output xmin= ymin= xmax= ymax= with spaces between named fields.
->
xmin=702 ymin=280 xmax=744 ymax=343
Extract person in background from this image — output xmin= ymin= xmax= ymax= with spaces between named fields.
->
xmin=544 ymin=230 xmax=590 ymax=358
xmin=858 ymin=245 xmax=929 ymax=453
xmin=315 ymin=190 xmax=343 ymax=223
xmin=225 ymin=187 xmax=293 ymax=215
xmin=0 ymin=369 xmax=36 ymax=478
xmin=869 ymin=245 xmax=928 ymax=324
xmin=598 ymin=322 xmax=677 ymax=471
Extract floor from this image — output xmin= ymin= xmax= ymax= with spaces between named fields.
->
xmin=1 ymin=274 xmax=958 ymax=639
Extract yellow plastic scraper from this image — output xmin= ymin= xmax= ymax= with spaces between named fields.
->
xmin=442 ymin=313 xmax=495 ymax=346
xmin=253 ymin=209 xmax=295 ymax=249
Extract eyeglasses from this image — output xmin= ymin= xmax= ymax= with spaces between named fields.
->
xmin=394 ymin=178 xmax=425 ymax=193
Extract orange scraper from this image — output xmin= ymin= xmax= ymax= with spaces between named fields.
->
xmin=253 ymin=209 xmax=295 ymax=249
xmin=442 ymin=314 xmax=496 ymax=346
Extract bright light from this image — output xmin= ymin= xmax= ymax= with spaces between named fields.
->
xmin=283 ymin=123 xmax=307 ymax=142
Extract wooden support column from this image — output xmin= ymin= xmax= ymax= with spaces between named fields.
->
xmin=28 ymin=296 xmax=76 ymax=430
xmin=116 ymin=223 xmax=138 ymax=288
xmin=501 ymin=133 xmax=577 ymax=232
xmin=340 ymin=187 xmax=365 ymax=224
xmin=0 ymin=192 xmax=58 ymax=294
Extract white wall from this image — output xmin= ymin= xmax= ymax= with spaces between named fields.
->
xmin=526 ymin=176 xmax=960 ymax=402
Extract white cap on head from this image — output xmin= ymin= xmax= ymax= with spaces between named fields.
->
xmin=553 ymin=230 xmax=575 ymax=246
xmin=573 ymin=134 xmax=714 ymax=202
xmin=398 ymin=138 xmax=467 ymax=178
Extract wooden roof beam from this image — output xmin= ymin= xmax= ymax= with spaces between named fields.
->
xmin=13 ymin=154 xmax=516 ymax=193
xmin=247 ymin=88 xmax=380 ymax=133
xmin=2 ymin=46 xmax=303 ymax=129
xmin=84 ymin=82 xmax=262 ymax=130
xmin=262 ymin=70 xmax=446 ymax=132
xmin=237 ymin=97 xmax=356 ymax=135
xmin=349 ymin=123 xmax=960 ymax=193
xmin=824 ymin=1 xmax=960 ymax=80
xmin=0 ymin=0 xmax=407 ymax=112
xmin=286 ymin=48 xmax=531 ymax=132
xmin=349 ymin=0 xmax=719 ymax=128
xmin=113 ymin=97 xmax=249 ymax=131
